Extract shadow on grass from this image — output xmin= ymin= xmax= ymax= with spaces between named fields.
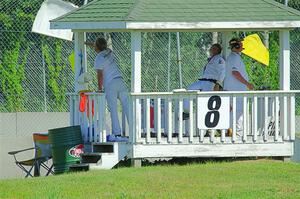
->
xmin=115 ymin=156 xmax=283 ymax=169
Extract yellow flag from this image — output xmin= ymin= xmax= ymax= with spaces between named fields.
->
xmin=68 ymin=52 xmax=75 ymax=72
xmin=242 ymin=34 xmax=269 ymax=66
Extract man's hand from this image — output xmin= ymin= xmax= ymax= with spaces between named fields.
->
xmin=84 ymin=41 xmax=95 ymax=47
xmin=246 ymin=83 xmax=254 ymax=90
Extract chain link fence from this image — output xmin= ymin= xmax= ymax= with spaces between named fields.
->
xmin=0 ymin=1 xmax=300 ymax=114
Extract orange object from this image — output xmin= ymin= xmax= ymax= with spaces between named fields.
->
xmin=79 ymin=93 xmax=94 ymax=117
xmin=79 ymin=93 xmax=86 ymax=112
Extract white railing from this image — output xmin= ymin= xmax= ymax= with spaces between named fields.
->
xmin=130 ymin=90 xmax=298 ymax=144
xmin=69 ymin=93 xmax=107 ymax=143
xmin=69 ymin=90 xmax=298 ymax=145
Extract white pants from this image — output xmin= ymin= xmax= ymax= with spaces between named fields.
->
xmin=183 ymin=80 xmax=215 ymax=112
xmin=230 ymin=97 xmax=244 ymax=134
xmin=105 ymin=78 xmax=129 ymax=135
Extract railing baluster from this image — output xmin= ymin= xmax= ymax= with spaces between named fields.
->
xmin=178 ymin=98 xmax=183 ymax=143
xmin=189 ymin=97 xmax=193 ymax=143
xmin=271 ymin=96 xmax=275 ymax=120
xmin=243 ymin=96 xmax=247 ymax=142
xmin=167 ymin=98 xmax=172 ymax=143
xmin=221 ymin=129 xmax=226 ymax=143
xmin=146 ymin=98 xmax=151 ymax=143
xmin=102 ymin=95 xmax=107 ymax=142
xmin=253 ymin=96 xmax=257 ymax=142
xmin=142 ymin=99 xmax=146 ymax=134
xmin=74 ymin=95 xmax=79 ymax=125
xmin=247 ymin=96 xmax=250 ymax=137
xmin=275 ymin=96 xmax=279 ymax=141
xmin=290 ymin=94 xmax=295 ymax=141
xmin=70 ymin=96 xmax=74 ymax=126
xmin=232 ymin=96 xmax=237 ymax=142
xmin=154 ymin=99 xmax=157 ymax=134
xmin=210 ymin=130 xmax=215 ymax=143
xmin=93 ymin=95 xmax=98 ymax=143
xmin=164 ymin=100 xmax=168 ymax=137
xmin=264 ymin=96 xmax=268 ymax=142
xmin=174 ymin=99 xmax=179 ymax=135
xmin=137 ymin=98 xmax=142 ymax=142
xmin=88 ymin=95 xmax=93 ymax=143
xmin=97 ymin=94 xmax=103 ymax=143
xmin=129 ymin=97 xmax=135 ymax=143
xmin=156 ymin=98 xmax=162 ymax=143
xmin=281 ymin=95 xmax=288 ymax=140
xmin=82 ymin=95 xmax=88 ymax=142
xmin=200 ymin=129 xmax=204 ymax=143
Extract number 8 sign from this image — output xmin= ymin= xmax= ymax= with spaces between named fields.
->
xmin=197 ymin=96 xmax=230 ymax=130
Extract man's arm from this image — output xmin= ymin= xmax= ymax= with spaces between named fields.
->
xmin=97 ymin=70 xmax=104 ymax=92
xmin=84 ymin=41 xmax=95 ymax=48
xmin=232 ymin=71 xmax=254 ymax=90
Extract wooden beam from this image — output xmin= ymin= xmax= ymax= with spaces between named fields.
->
xmin=132 ymin=142 xmax=293 ymax=158
xmin=51 ymin=21 xmax=300 ymax=31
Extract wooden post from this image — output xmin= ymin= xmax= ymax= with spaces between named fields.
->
xmin=279 ymin=30 xmax=290 ymax=141
xmin=74 ymin=32 xmax=87 ymax=92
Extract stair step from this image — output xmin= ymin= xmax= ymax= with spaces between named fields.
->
xmin=92 ymin=143 xmax=115 ymax=153
xmin=81 ymin=153 xmax=102 ymax=164
xmin=69 ymin=163 xmax=89 ymax=172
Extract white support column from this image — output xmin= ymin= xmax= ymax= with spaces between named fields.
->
xmin=279 ymin=30 xmax=290 ymax=91
xmin=279 ymin=30 xmax=290 ymax=141
xmin=74 ymin=32 xmax=87 ymax=92
xmin=131 ymin=32 xmax=142 ymax=143
xmin=131 ymin=32 xmax=142 ymax=93
xmin=221 ymin=32 xmax=231 ymax=59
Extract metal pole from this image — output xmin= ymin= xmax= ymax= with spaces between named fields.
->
xmin=167 ymin=33 xmax=171 ymax=91
xmin=42 ymin=48 xmax=47 ymax=113
xmin=176 ymin=32 xmax=183 ymax=88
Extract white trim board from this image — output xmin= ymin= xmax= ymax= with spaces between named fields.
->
xmin=50 ymin=21 xmax=300 ymax=31
xmin=50 ymin=21 xmax=126 ymax=30
xmin=131 ymin=142 xmax=294 ymax=158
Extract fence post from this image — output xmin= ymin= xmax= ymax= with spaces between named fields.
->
xmin=42 ymin=49 xmax=47 ymax=113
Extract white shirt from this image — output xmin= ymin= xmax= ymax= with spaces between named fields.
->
xmin=224 ymin=52 xmax=249 ymax=91
xmin=201 ymin=54 xmax=226 ymax=82
xmin=94 ymin=49 xmax=122 ymax=88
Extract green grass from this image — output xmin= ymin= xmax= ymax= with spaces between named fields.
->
xmin=0 ymin=160 xmax=300 ymax=199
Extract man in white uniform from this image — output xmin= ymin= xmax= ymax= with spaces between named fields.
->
xmin=224 ymin=38 xmax=254 ymax=134
xmin=86 ymin=38 xmax=129 ymax=142
xmin=183 ymin=44 xmax=225 ymax=114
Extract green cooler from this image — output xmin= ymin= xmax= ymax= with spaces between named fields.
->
xmin=49 ymin=126 xmax=83 ymax=174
